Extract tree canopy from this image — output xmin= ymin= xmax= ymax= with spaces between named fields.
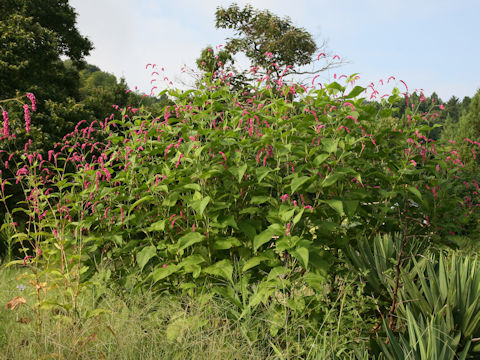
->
xmin=216 ymin=3 xmax=317 ymax=69
xmin=196 ymin=3 xmax=331 ymax=87
xmin=0 ymin=0 xmax=93 ymax=101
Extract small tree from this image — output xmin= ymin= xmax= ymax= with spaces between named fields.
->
xmin=197 ymin=3 xmax=340 ymax=88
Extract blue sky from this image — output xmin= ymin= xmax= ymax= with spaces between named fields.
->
xmin=69 ymin=0 xmax=480 ymax=101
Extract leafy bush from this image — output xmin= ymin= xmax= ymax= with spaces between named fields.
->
xmin=1 ymin=68 xmax=479 ymax=357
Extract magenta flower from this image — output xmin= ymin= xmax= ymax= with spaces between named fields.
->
xmin=23 ymin=104 xmax=31 ymax=133
xmin=26 ymin=93 xmax=36 ymax=111
xmin=175 ymin=153 xmax=184 ymax=168
xmin=2 ymin=110 xmax=9 ymax=137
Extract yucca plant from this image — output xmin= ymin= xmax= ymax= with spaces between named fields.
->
xmin=346 ymin=233 xmax=398 ymax=297
xmin=380 ymin=307 xmax=470 ymax=360
xmin=397 ymin=253 xmax=480 ymax=354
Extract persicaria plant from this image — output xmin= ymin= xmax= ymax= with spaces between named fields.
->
xmin=1 ymin=69 xmax=479 ymax=323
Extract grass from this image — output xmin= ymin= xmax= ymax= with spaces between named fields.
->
xmin=0 ymin=266 xmax=271 ymax=359
xmin=0 ymin=264 xmax=376 ymax=359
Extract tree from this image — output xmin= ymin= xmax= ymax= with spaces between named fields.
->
xmin=0 ymin=0 xmax=93 ymax=101
xmin=0 ymin=0 xmax=94 ymax=154
xmin=452 ymin=89 xmax=480 ymax=168
xmin=196 ymin=3 xmax=337 ymax=87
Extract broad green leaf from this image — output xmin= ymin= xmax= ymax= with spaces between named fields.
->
xmin=327 ymin=81 xmax=345 ymax=93
xmin=242 ymin=256 xmax=270 ymax=272
xmin=407 ymin=186 xmax=423 ymax=201
xmin=322 ymin=173 xmax=343 ymax=187
xmin=147 ymin=220 xmax=166 ymax=232
xmin=182 ymin=183 xmax=201 ymax=191
xmin=213 ymin=237 xmax=241 ymax=250
xmin=293 ymin=209 xmax=304 ymax=225
xmin=344 ymin=86 xmax=365 ymax=99
xmin=250 ymin=196 xmax=270 ymax=205
xmin=279 ymin=208 xmax=295 ymax=222
xmin=322 ymin=200 xmax=344 ymax=217
xmin=163 ymin=192 xmax=179 ymax=207
xmin=203 ymin=260 xmax=233 ymax=283
xmin=229 ymin=164 xmax=247 ymax=183
xmin=137 ymin=245 xmax=157 ymax=271
xmin=128 ymin=195 xmax=153 ymax=214
xmin=291 ymin=247 xmax=309 ymax=268
xmin=177 ymin=232 xmax=205 ymax=253
xmin=256 ymin=167 xmax=271 ymax=183
xmin=344 ymin=200 xmax=359 ymax=218
xmin=179 ymin=254 xmax=206 ymax=267
xmin=322 ymin=139 xmax=338 ymax=154
xmin=190 ymin=196 xmax=210 ymax=216
xmin=239 ymin=221 xmax=256 ymax=240
xmin=253 ymin=224 xmax=283 ymax=251
xmin=313 ymin=153 xmax=329 ymax=167
xmin=152 ymin=264 xmax=179 ymax=282
xmin=290 ymin=176 xmax=309 ymax=193
xmin=302 ymin=272 xmax=326 ymax=291
xmin=217 ymin=214 xmax=238 ymax=230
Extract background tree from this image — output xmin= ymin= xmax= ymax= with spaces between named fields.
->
xmin=0 ymin=0 xmax=92 ymax=101
xmin=0 ymin=0 xmax=94 ymax=154
xmin=196 ymin=3 xmax=339 ymax=88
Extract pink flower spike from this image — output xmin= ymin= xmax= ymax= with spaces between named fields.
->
xmin=23 ymin=104 xmax=31 ymax=133
xmin=26 ymin=93 xmax=36 ymax=111
xmin=286 ymin=223 xmax=291 ymax=236
xmin=175 ymin=153 xmax=184 ymax=168
xmin=2 ymin=111 xmax=9 ymax=137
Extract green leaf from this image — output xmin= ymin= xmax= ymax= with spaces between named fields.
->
xmin=322 ymin=173 xmax=343 ymax=187
xmin=147 ymin=220 xmax=166 ymax=232
xmin=177 ymin=232 xmax=205 ymax=253
xmin=302 ymin=272 xmax=326 ymax=291
xmin=239 ymin=221 xmax=256 ymax=240
xmin=256 ymin=167 xmax=271 ymax=183
xmin=203 ymin=260 xmax=233 ymax=283
xmin=322 ymin=138 xmax=338 ymax=154
xmin=291 ymin=247 xmax=309 ymax=268
xmin=229 ymin=164 xmax=247 ymax=183
xmin=137 ymin=245 xmax=157 ymax=271
xmin=250 ymin=196 xmax=270 ymax=205
xmin=290 ymin=176 xmax=310 ymax=193
xmin=217 ymin=214 xmax=238 ymax=230
xmin=190 ymin=196 xmax=210 ymax=216
xmin=344 ymin=200 xmax=359 ymax=218
xmin=327 ymin=81 xmax=345 ymax=93
xmin=243 ymin=256 xmax=270 ymax=272
xmin=253 ymin=224 xmax=283 ymax=251
xmin=344 ymin=86 xmax=365 ymax=99
xmin=182 ymin=183 xmax=201 ymax=191
xmin=152 ymin=264 xmax=179 ymax=282
xmin=322 ymin=200 xmax=344 ymax=216
xmin=293 ymin=209 xmax=304 ymax=225
xmin=279 ymin=208 xmax=295 ymax=222
xmin=128 ymin=195 xmax=153 ymax=214
xmin=163 ymin=192 xmax=179 ymax=207
xmin=407 ymin=186 xmax=423 ymax=202
xmin=313 ymin=153 xmax=329 ymax=167
xmin=213 ymin=237 xmax=242 ymax=250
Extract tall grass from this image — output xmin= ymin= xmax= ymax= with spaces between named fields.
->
xmin=0 ymin=265 xmax=375 ymax=359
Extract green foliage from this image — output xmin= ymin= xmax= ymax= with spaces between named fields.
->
xmin=1 ymin=52 xmax=480 ymax=357
xmin=215 ymin=3 xmax=317 ymax=69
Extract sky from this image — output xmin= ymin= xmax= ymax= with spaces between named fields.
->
xmin=69 ymin=0 xmax=480 ymax=101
